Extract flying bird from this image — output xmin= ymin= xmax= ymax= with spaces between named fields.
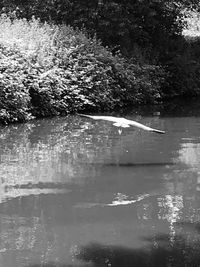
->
xmin=79 ymin=114 xmax=165 ymax=134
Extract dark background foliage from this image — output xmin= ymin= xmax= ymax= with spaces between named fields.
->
xmin=1 ymin=0 xmax=200 ymax=123
xmin=0 ymin=0 xmax=199 ymax=57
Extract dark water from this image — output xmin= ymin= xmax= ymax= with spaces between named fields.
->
xmin=0 ymin=107 xmax=200 ymax=267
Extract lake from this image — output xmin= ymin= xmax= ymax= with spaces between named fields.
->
xmin=0 ymin=103 xmax=200 ymax=267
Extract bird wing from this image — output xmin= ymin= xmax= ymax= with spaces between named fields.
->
xmin=79 ymin=114 xmax=165 ymax=134
xmin=79 ymin=114 xmax=120 ymax=123
xmin=124 ymin=119 xmax=165 ymax=134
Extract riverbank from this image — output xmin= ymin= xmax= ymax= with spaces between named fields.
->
xmin=0 ymin=15 xmax=200 ymax=124
xmin=0 ymin=15 xmax=167 ymax=124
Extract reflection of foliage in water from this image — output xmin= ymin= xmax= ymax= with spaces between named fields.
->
xmin=0 ymin=116 xmax=119 ymax=199
xmin=1 ymin=115 xmax=200 ymax=267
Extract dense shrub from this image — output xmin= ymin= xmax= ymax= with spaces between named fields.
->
xmin=162 ymin=37 xmax=200 ymax=98
xmin=0 ymin=15 xmax=166 ymax=124
xmin=0 ymin=45 xmax=32 ymax=123
xmin=113 ymin=63 xmax=166 ymax=104
xmin=0 ymin=0 xmax=198 ymax=57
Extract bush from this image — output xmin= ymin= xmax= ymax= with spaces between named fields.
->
xmin=163 ymin=37 xmax=200 ymax=98
xmin=0 ymin=1 xmax=190 ymax=57
xmin=112 ymin=62 xmax=166 ymax=105
xmin=0 ymin=15 xmax=166 ymax=124
xmin=0 ymin=45 xmax=32 ymax=123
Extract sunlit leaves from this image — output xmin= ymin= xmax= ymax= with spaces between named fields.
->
xmin=0 ymin=15 xmax=166 ymax=124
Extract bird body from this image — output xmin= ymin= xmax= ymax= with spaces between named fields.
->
xmin=79 ymin=114 xmax=165 ymax=134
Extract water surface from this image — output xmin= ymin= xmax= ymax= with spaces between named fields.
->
xmin=0 ymin=107 xmax=200 ymax=267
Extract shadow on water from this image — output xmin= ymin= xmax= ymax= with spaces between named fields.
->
xmin=29 ymin=226 xmax=200 ymax=267
xmin=75 ymin=233 xmax=200 ymax=267
xmin=30 ymin=264 xmax=91 ymax=267
xmin=122 ymin=96 xmax=200 ymax=117
xmin=85 ymin=162 xmax=175 ymax=168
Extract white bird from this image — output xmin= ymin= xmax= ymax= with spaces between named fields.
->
xmin=79 ymin=114 xmax=165 ymax=134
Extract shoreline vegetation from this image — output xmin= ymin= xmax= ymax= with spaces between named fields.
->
xmin=0 ymin=15 xmax=166 ymax=124
xmin=0 ymin=2 xmax=200 ymax=124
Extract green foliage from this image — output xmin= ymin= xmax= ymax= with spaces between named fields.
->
xmin=0 ymin=15 xmax=166 ymax=123
xmin=0 ymin=45 xmax=32 ymax=123
xmin=1 ymin=0 xmax=199 ymax=57
xmin=164 ymin=38 xmax=200 ymax=97
xmin=112 ymin=62 xmax=166 ymax=105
